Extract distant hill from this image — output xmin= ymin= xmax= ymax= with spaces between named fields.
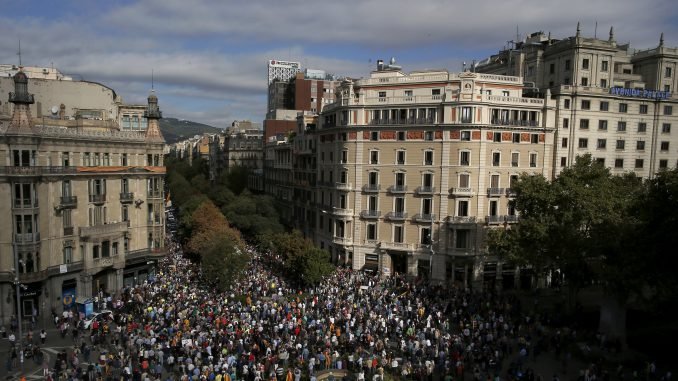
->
xmin=159 ymin=118 xmax=221 ymax=144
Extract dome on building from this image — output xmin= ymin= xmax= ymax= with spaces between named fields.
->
xmin=13 ymin=70 xmax=28 ymax=84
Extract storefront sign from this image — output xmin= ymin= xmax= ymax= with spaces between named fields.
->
xmin=609 ymin=87 xmax=671 ymax=99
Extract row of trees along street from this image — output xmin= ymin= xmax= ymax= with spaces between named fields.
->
xmin=165 ymin=156 xmax=334 ymax=291
xmin=488 ymin=154 xmax=678 ymax=350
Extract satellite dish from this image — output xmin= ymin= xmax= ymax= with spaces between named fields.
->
xmin=50 ymin=106 xmax=59 ymax=115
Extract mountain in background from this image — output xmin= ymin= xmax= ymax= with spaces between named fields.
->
xmin=159 ymin=118 xmax=222 ymax=144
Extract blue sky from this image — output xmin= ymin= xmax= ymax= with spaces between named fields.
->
xmin=1 ymin=0 xmax=677 ymax=127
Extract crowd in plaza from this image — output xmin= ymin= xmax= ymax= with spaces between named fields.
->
xmin=5 ymin=226 xmax=674 ymax=381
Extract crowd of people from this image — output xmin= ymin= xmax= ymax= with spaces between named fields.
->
xmin=6 ymin=221 xmax=673 ymax=381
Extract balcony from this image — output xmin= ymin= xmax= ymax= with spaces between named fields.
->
xmin=506 ymin=215 xmax=520 ymax=224
xmin=120 ymin=192 xmax=134 ymax=203
xmin=89 ymin=193 xmax=106 ymax=204
xmin=18 ymin=270 xmax=48 ymax=283
xmin=335 ymin=182 xmax=352 ymax=191
xmin=413 ymin=213 xmax=435 ymax=222
xmin=79 ymin=221 xmax=128 ymax=237
xmin=362 ymin=184 xmax=381 ymax=193
xmin=380 ymin=241 xmax=412 ymax=251
xmin=388 ymin=185 xmax=408 ymax=194
xmin=450 ymin=187 xmax=474 ymax=197
xmin=14 ymin=232 xmax=41 ymax=244
xmin=415 ymin=186 xmax=435 ymax=195
xmin=333 ymin=236 xmax=353 ymax=245
xmin=59 ymin=195 xmax=78 ymax=209
xmin=385 ymin=211 xmax=408 ymax=221
xmin=63 ymin=226 xmax=75 ymax=236
xmin=447 ymin=216 xmax=477 ymax=224
xmin=126 ymin=247 xmax=167 ymax=265
xmin=487 ymin=188 xmax=505 ymax=197
xmin=506 ymin=188 xmax=517 ymax=197
xmin=147 ymin=218 xmax=163 ymax=225
xmin=486 ymin=215 xmax=508 ymax=225
xmin=147 ymin=190 xmax=163 ymax=199
xmin=360 ymin=210 xmax=381 ymax=219
xmin=331 ymin=207 xmax=353 ymax=217
xmin=0 ymin=166 xmax=77 ymax=176
xmin=490 ymin=117 xmax=539 ymax=127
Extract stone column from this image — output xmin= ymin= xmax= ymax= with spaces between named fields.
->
xmin=78 ymin=274 xmax=93 ymax=300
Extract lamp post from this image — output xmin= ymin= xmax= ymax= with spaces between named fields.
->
xmin=13 ymin=241 xmax=24 ymax=372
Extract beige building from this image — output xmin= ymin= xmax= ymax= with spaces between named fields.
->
xmin=475 ymin=26 xmax=678 ymax=177
xmin=0 ymin=70 xmax=166 ymax=324
xmin=261 ymin=64 xmax=557 ymax=289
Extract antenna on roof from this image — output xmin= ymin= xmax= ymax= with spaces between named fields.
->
xmin=151 ymin=69 xmax=154 ymax=90
xmin=17 ymin=39 xmax=21 ymax=66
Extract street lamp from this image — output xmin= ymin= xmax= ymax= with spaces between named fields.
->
xmin=13 ymin=242 xmax=24 ymax=372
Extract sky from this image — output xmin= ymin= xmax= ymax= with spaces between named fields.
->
xmin=1 ymin=0 xmax=676 ymax=127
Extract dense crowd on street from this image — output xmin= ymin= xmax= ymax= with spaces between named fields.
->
xmin=5 ymin=224 xmax=674 ymax=381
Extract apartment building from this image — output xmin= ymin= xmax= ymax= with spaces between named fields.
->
xmin=0 ymin=70 xmax=166 ymax=324
xmin=270 ymin=65 xmax=556 ymax=289
xmin=476 ymin=26 xmax=678 ymax=177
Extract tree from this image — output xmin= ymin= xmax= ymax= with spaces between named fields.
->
xmin=489 ymin=154 xmax=644 ymax=341
xmin=295 ymin=247 xmax=334 ymax=286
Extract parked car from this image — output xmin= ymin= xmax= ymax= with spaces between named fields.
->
xmin=82 ymin=310 xmax=113 ymax=329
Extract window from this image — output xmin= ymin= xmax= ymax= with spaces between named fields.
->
xmin=457 ymin=200 xmax=469 ymax=217
xmin=659 ymin=160 xmax=668 ymax=169
xmin=578 ymin=138 xmax=588 ymax=148
xmin=665 ymin=106 xmax=673 ymax=115
xmin=83 ymin=152 xmax=91 ymax=166
xmin=638 ymin=123 xmax=647 ymax=133
xmin=512 ymin=133 xmax=520 ymax=143
xmin=563 ymin=118 xmax=569 ymax=128
xmin=502 ymin=91 xmax=509 ymax=96
xmin=366 ymin=224 xmax=377 ymax=240
xmin=619 ymin=103 xmax=628 ymax=113
xmin=63 ymin=246 xmax=73 ymax=264
xmin=564 ymin=99 xmax=570 ymax=109
xmin=596 ymin=158 xmax=605 ymax=166
xmin=635 ymin=159 xmax=644 ymax=169
xmin=341 ymin=150 xmax=348 ymax=164
xmin=121 ymin=153 xmax=128 ymax=166
xmin=62 ymin=152 xmax=70 ymax=166
xmin=529 ymin=153 xmax=537 ymax=168
xmin=393 ymin=226 xmax=404 ymax=243
xmin=560 ymin=157 xmax=567 ymax=167
xmin=424 ymin=150 xmax=433 ymax=165
xmin=640 ymin=104 xmax=648 ymax=114
xmin=598 ymin=120 xmax=608 ymax=130
xmin=565 ymin=59 xmax=571 ymax=71
xmin=378 ymin=91 xmax=386 ymax=98
xmin=581 ymin=77 xmax=588 ymax=86
xmin=420 ymin=227 xmax=431 ymax=245
xmin=432 ymin=88 xmax=441 ymax=96
xmin=493 ymin=132 xmax=502 ymax=142
xmin=370 ymin=131 xmax=378 ymax=141
xmin=617 ymin=121 xmax=627 ymax=132
xmin=549 ymin=63 xmax=555 ymax=74
xmin=665 ymin=85 xmax=671 ymax=92
xmin=424 ymin=131 xmax=433 ymax=141
xmin=600 ymin=101 xmax=609 ymax=111
xmin=404 ymin=90 xmax=413 ymax=97
xmin=661 ymin=141 xmax=670 ymax=151
xmin=637 ymin=141 xmax=645 ymax=150
xmin=461 ymin=107 xmax=473 ymax=123
xmin=63 ymin=209 xmax=72 ymax=231
xmin=561 ymin=138 xmax=568 ymax=148
xmin=492 ymin=152 xmax=500 ymax=167
xmin=370 ymin=150 xmax=379 ymax=164
xmin=458 ymin=173 xmax=470 ymax=188
xmin=581 ymin=100 xmax=591 ymax=110
xmin=461 ymin=131 xmax=471 ymax=141
xmin=580 ymin=119 xmax=590 ymax=129
xmin=395 ymin=173 xmax=405 ymax=187
xmin=455 ymin=230 xmax=469 ymax=249
xmin=614 ymin=159 xmax=624 ymax=168
xmin=460 ymin=151 xmax=470 ymax=166
xmin=597 ymin=139 xmax=607 ymax=149
xmin=600 ymin=79 xmax=608 ymax=88
xmin=662 ymin=123 xmax=671 ymax=133
xmin=122 ymin=205 xmax=129 ymax=222
xmin=421 ymin=198 xmax=432 ymax=216
xmin=531 ymin=134 xmax=539 ymax=144
xmin=582 ymin=58 xmax=589 ymax=69
xmin=616 ymin=140 xmax=625 ymax=150
xmin=397 ymin=131 xmax=405 ymax=141
xmin=666 ymin=67 xmax=673 ymax=78
xmin=601 ymin=60 xmax=609 ymax=72
xmin=396 ymin=150 xmax=406 ymax=165
xmin=512 ymin=152 xmax=520 ymax=166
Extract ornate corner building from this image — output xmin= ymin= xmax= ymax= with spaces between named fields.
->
xmin=0 ymin=70 xmax=166 ymax=324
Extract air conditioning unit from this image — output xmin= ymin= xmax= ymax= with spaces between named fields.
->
xmin=43 ymin=69 xmax=49 ymax=74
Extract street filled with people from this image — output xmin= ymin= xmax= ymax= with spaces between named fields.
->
xmin=5 ymin=223 xmax=673 ymax=381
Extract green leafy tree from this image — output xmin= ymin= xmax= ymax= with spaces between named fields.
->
xmin=201 ymin=234 xmax=250 ymax=291
xmin=295 ymin=247 xmax=334 ymax=286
